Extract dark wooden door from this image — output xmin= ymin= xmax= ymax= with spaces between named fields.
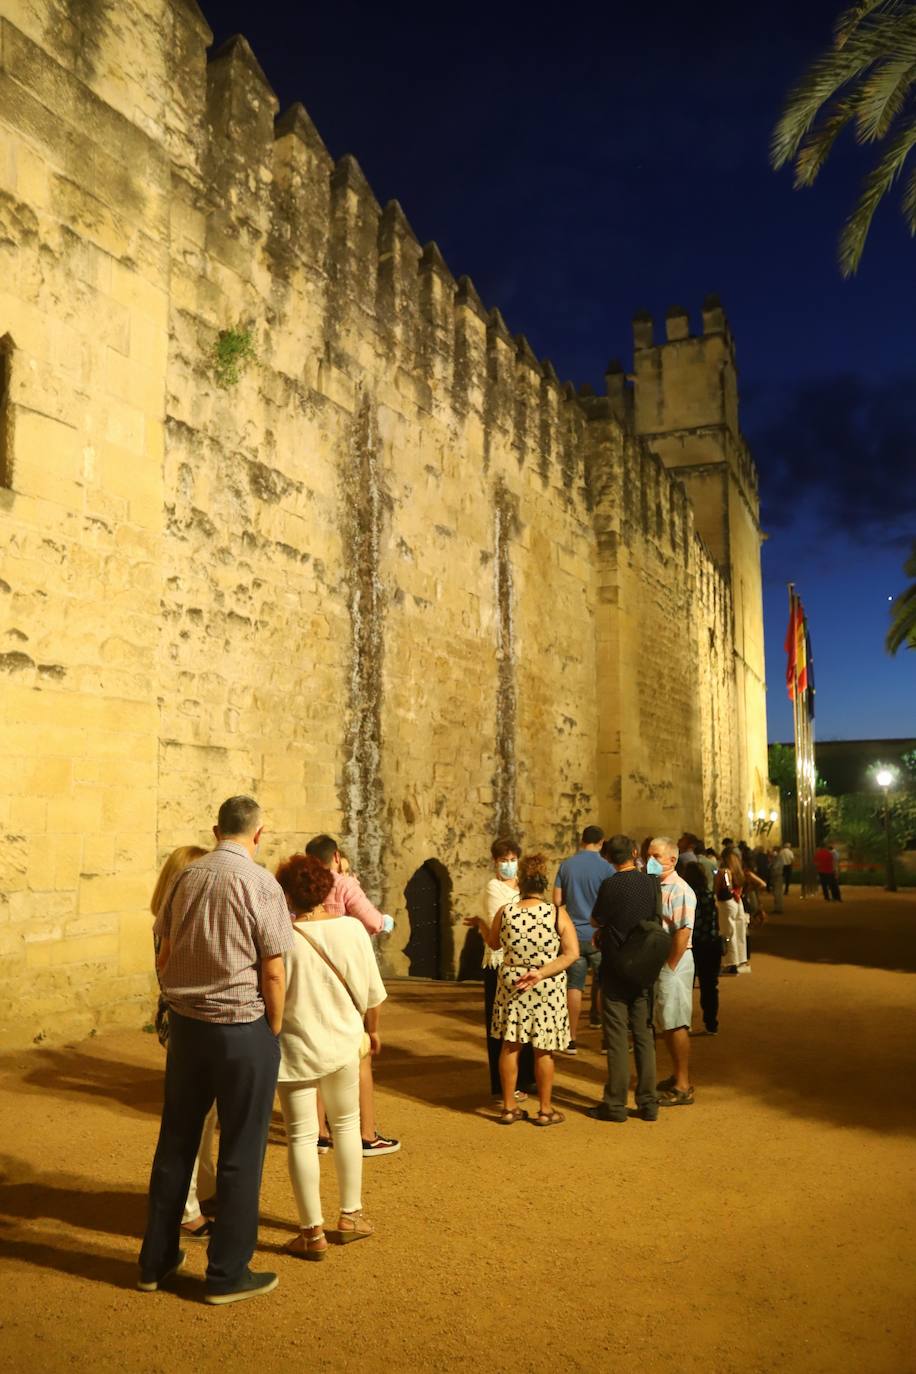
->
xmin=404 ymin=862 xmax=441 ymax=978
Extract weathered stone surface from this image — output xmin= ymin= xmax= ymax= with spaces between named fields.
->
xmin=0 ymin=1 xmax=773 ymax=1048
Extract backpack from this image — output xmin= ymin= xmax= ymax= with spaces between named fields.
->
xmin=603 ymin=877 xmax=671 ymax=990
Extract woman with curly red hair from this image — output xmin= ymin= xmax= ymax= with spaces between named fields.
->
xmin=274 ymin=852 xmax=387 ymax=1259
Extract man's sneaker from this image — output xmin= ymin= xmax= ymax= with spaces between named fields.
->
xmin=316 ymin=1135 xmax=333 ymax=1155
xmin=203 ymin=1270 xmax=279 ymax=1306
xmin=585 ymin=1104 xmax=626 ymax=1123
xmin=362 ymin=1132 xmax=400 ymax=1157
xmin=562 ymin=1041 xmax=578 ymax=1055
xmin=588 ymin=1017 xmax=602 ymax=1029
xmin=633 ymin=1105 xmax=659 ymax=1122
xmin=137 ymin=1250 xmax=186 ymax=1292
xmin=736 ymin=964 xmax=752 ymax=974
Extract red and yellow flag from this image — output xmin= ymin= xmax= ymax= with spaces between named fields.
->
xmin=785 ymin=593 xmax=810 ymax=701
xmin=785 ymin=595 xmax=799 ymax=700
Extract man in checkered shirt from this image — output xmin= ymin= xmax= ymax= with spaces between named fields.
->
xmin=139 ymin=796 xmax=293 ymax=1305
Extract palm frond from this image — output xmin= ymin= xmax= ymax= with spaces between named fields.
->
xmin=899 ymin=161 xmax=916 ymax=229
xmin=835 ymin=0 xmax=906 ymax=49
xmin=771 ymin=15 xmax=916 ymax=169
xmin=795 ymin=97 xmax=858 ymax=185
xmin=854 ymin=55 xmax=916 ymax=139
xmin=838 ymin=114 xmax=916 ymax=274
xmin=886 ymin=581 xmax=916 ymax=654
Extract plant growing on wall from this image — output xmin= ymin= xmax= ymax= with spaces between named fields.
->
xmin=213 ymin=325 xmax=257 ymax=389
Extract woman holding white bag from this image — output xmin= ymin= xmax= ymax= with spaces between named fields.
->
xmin=274 ymin=852 xmax=386 ymax=1260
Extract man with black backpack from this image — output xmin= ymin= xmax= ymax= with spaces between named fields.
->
xmin=585 ymin=835 xmax=668 ymax=1123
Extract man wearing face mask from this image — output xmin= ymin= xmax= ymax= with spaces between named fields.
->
xmin=648 ymin=837 xmax=697 ymax=1106
xmin=464 ymin=838 xmax=535 ymax=1099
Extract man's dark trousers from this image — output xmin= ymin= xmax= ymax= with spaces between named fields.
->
xmin=483 ymin=967 xmax=534 ymax=1094
xmin=692 ymin=942 xmax=720 ymax=1033
xmin=599 ymin=974 xmax=656 ymax=1119
xmin=140 ymin=1010 xmax=280 ymax=1290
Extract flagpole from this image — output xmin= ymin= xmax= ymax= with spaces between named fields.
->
xmin=788 ymin=584 xmax=800 ymax=861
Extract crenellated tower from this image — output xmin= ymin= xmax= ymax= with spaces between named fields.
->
xmin=629 ymin=298 xmax=770 ymax=825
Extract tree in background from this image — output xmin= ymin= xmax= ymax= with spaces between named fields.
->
xmin=886 ymin=540 xmax=916 ymax=653
xmin=771 ymin=1 xmax=916 ymax=277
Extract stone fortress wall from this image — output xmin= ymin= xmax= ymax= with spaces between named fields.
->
xmin=0 ymin=0 xmax=775 ymax=1048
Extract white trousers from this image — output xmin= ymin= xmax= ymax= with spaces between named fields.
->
xmin=182 ymin=1102 xmax=218 ymax=1223
xmin=278 ymin=1057 xmax=362 ymax=1229
xmin=720 ymin=898 xmax=748 ymax=968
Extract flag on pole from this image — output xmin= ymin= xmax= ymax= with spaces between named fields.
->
xmin=785 ymin=593 xmax=812 ymax=705
xmin=795 ymin=600 xmax=808 ymax=696
xmin=785 ymin=594 xmax=799 ymax=700
xmin=805 ymin=623 xmax=815 ymax=719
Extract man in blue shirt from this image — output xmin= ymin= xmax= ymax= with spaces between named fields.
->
xmin=553 ymin=826 xmax=614 ymax=1052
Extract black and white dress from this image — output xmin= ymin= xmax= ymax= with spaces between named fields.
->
xmin=490 ymin=899 xmax=570 ymax=1050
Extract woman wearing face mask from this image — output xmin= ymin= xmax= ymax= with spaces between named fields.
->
xmin=463 ymin=838 xmax=535 ymax=1100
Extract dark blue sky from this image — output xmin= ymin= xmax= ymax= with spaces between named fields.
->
xmin=208 ymin=0 xmax=916 ymax=742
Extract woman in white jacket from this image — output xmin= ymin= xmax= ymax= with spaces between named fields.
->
xmin=275 ymin=852 xmax=387 ymax=1260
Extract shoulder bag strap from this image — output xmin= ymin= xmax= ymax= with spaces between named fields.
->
xmin=294 ymin=924 xmax=363 ymax=1018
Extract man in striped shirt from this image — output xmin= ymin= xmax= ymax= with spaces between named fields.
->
xmin=139 ymin=796 xmax=293 ymax=1305
xmin=649 ymin=836 xmax=697 ymax=1107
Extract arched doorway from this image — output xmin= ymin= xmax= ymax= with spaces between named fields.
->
xmin=403 ymin=859 xmax=453 ymax=979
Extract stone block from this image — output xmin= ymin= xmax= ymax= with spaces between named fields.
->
xmin=10 ymin=408 xmax=83 ymax=508
xmin=118 ymin=909 xmax=156 ymax=975
xmin=47 ymin=931 xmax=119 ymax=966
xmin=77 ymin=873 xmax=153 ymax=917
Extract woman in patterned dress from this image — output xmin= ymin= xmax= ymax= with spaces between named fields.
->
xmin=486 ymin=853 xmax=578 ymax=1126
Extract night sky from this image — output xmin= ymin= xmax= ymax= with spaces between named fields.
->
xmin=207 ymin=0 xmax=916 ymax=744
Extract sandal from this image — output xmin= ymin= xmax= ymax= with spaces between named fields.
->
xmin=532 ymin=1109 xmax=565 ymax=1127
xmin=337 ymin=1209 xmax=374 ymax=1244
xmin=656 ymin=1075 xmax=676 ymax=1093
xmin=497 ymin=1107 xmax=529 ymax=1125
xmin=283 ymin=1228 xmax=328 ymax=1262
xmin=658 ymin=1086 xmax=695 ymax=1106
xmin=180 ymin=1218 xmax=213 ymax=1240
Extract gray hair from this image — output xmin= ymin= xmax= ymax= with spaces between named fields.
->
xmin=649 ymin=835 xmax=678 ymax=860
xmin=217 ymin=795 xmax=262 ymax=837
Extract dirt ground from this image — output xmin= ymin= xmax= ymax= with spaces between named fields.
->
xmin=0 ymin=889 xmax=914 ymax=1374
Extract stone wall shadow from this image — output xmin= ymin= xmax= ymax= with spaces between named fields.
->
xmin=0 ymin=1155 xmax=147 ymax=1236
xmin=9 ymin=1047 xmax=164 ymax=1117
xmin=752 ymin=899 xmax=916 ymax=974
xmin=377 ymin=979 xmax=916 ymax=1136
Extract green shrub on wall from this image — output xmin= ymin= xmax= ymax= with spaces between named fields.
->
xmin=213 ymin=326 xmax=257 ymax=389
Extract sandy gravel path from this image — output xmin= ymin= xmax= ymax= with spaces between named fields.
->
xmin=0 ymin=890 xmax=914 ymax=1373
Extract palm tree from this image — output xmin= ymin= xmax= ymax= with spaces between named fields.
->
xmin=887 ymin=540 xmax=916 ymax=653
xmin=771 ymin=1 xmax=916 ymax=277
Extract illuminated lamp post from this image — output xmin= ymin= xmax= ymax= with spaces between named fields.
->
xmin=875 ymin=768 xmax=898 ymax=893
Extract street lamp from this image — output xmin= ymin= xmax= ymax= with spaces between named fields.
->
xmin=875 ymin=767 xmax=898 ymax=893
xmin=750 ymin=808 xmax=779 ymax=838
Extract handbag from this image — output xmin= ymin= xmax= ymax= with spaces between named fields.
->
xmin=293 ymin=924 xmax=371 ymax=1059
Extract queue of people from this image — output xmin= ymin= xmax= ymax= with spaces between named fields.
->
xmin=141 ymin=798 xmax=791 ymax=1303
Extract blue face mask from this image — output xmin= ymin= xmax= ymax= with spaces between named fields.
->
xmin=497 ymin=859 xmax=518 ymax=880
xmin=646 ymin=856 xmax=664 ymax=876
